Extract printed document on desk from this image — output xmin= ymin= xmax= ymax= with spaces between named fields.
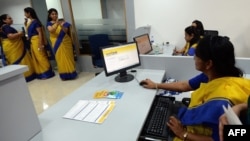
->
xmin=222 ymin=104 xmax=242 ymax=125
xmin=63 ymin=100 xmax=115 ymax=124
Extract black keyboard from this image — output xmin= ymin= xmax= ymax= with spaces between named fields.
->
xmin=139 ymin=96 xmax=175 ymax=141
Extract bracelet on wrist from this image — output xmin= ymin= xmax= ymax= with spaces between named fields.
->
xmin=155 ymin=83 xmax=158 ymax=90
xmin=183 ymin=131 xmax=188 ymax=141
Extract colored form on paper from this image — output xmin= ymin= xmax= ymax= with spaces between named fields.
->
xmin=93 ymin=90 xmax=123 ymax=99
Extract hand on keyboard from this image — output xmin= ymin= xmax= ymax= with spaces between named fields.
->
xmin=166 ymin=116 xmax=185 ymax=139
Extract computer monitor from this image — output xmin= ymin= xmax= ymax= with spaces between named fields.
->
xmin=133 ymin=33 xmax=152 ymax=54
xmin=100 ymin=42 xmax=141 ymax=83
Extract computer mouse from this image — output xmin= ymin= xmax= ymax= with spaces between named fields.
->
xmin=139 ymin=81 xmax=147 ymax=86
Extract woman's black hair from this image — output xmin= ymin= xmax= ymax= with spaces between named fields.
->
xmin=195 ymin=35 xmax=243 ymax=77
xmin=0 ymin=14 xmax=8 ymax=27
xmin=192 ymin=20 xmax=204 ymax=36
xmin=47 ymin=8 xmax=58 ymax=22
xmin=24 ymin=7 xmax=42 ymax=26
xmin=185 ymin=25 xmax=200 ymax=47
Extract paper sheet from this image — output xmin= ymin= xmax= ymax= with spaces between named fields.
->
xmin=63 ymin=100 xmax=115 ymax=124
xmin=222 ymin=104 xmax=242 ymax=125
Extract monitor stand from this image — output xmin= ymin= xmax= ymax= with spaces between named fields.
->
xmin=115 ymin=71 xmax=134 ymax=83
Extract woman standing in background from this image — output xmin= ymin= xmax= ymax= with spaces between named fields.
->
xmin=46 ymin=8 xmax=77 ymax=80
xmin=24 ymin=7 xmax=55 ymax=79
xmin=0 ymin=14 xmax=36 ymax=82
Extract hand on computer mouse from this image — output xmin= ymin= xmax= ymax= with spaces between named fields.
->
xmin=139 ymin=81 xmax=147 ymax=86
xmin=140 ymin=79 xmax=157 ymax=89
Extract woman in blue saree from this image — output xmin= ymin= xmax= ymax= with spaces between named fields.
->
xmin=24 ymin=7 xmax=55 ymax=79
xmin=167 ymin=36 xmax=250 ymax=141
xmin=46 ymin=8 xmax=77 ymax=80
xmin=0 ymin=14 xmax=36 ymax=82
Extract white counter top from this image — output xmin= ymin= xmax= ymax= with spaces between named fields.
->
xmin=0 ymin=65 xmax=28 ymax=81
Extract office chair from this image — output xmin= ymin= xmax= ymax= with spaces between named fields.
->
xmin=182 ymin=97 xmax=191 ymax=107
xmin=88 ymin=34 xmax=110 ymax=68
xmin=204 ymin=30 xmax=219 ymax=37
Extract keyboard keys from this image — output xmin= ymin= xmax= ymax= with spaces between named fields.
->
xmin=145 ymin=96 xmax=174 ymax=137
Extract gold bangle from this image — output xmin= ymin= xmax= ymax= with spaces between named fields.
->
xmin=183 ymin=132 xmax=188 ymax=141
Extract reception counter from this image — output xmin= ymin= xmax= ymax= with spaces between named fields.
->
xmin=0 ymin=65 xmax=41 ymax=141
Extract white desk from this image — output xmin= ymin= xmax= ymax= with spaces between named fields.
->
xmin=139 ymin=55 xmax=250 ymax=81
xmin=30 ymin=69 xmax=165 ymax=141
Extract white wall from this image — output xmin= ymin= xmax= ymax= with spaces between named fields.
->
xmin=0 ymin=0 xmax=30 ymax=25
xmin=106 ymin=0 xmax=124 ymax=19
xmin=134 ymin=0 xmax=250 ymax=57
xmin=46 ymin=0 xmax=64 ymax=18
xmin=71 ymin=0 xmax=102 ymax=20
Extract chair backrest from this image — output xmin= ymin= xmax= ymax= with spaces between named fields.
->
xmin=88 ymin=34 xmax=110 ymax=67
xmin=204 ymin=30 xmax=219 ymax=37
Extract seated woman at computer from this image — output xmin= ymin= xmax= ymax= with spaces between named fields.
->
xmin=173 ymin=26 xmax=200 ymax=56
xmin=165 ymin=36 xmax=250 ymax=141
xmin=144 ymin=36 xmax=250 ymax=141
xmin=192 ymin=20 xmax=205 ymax=38
xmin=140 ymin=21 xmax=207 ymax=92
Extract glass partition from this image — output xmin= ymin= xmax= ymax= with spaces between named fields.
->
xmin=71 ymin=0 xmax=127 ymax=54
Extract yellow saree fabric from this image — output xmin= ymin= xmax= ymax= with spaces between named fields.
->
xmin=1 ymin=37 xmax=36 ymax=82
xmin=173 ymin=77 xmax=250 ymax=141
xmin=190 ymin=77 xmax=250 ymax=108
xmin=47 ymin=22 xmax=77 ymax=80
xmin=183 ymin=42 xmax=198 ymax=56
xmin=26 ymin=20 xmax=54 ymax=79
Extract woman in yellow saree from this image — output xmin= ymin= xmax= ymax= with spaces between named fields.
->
xmin=24 ymin=7 xmax=55 ymax=79
xmin=173 ymin=26 xmax=200 ymax=56
xmin=167 ymin=36 xmax=250 ymax=141
xmin=46 ymin=8 xmax=77 ymax=80
xmin=0 ymin=14 xmax=36 ymax=82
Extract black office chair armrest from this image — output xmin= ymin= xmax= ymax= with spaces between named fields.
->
xmin=182 ymin=97 xmax=191 ymax=107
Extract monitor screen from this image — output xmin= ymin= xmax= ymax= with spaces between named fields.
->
xmin=133 ymin=33 xmax=152 ymax=54
xmin=100 ymin=42 xmax=141 ymax=82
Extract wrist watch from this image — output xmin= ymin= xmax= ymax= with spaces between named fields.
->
xmin=183 ymin=132 xmax=188 ymax=141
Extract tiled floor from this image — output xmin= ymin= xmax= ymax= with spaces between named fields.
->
xmin=27 ymin=71 xmax=95 ymax=114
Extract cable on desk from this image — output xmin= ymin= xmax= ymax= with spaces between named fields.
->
xmin=130 ymin=69 xmax=140 ymax=84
